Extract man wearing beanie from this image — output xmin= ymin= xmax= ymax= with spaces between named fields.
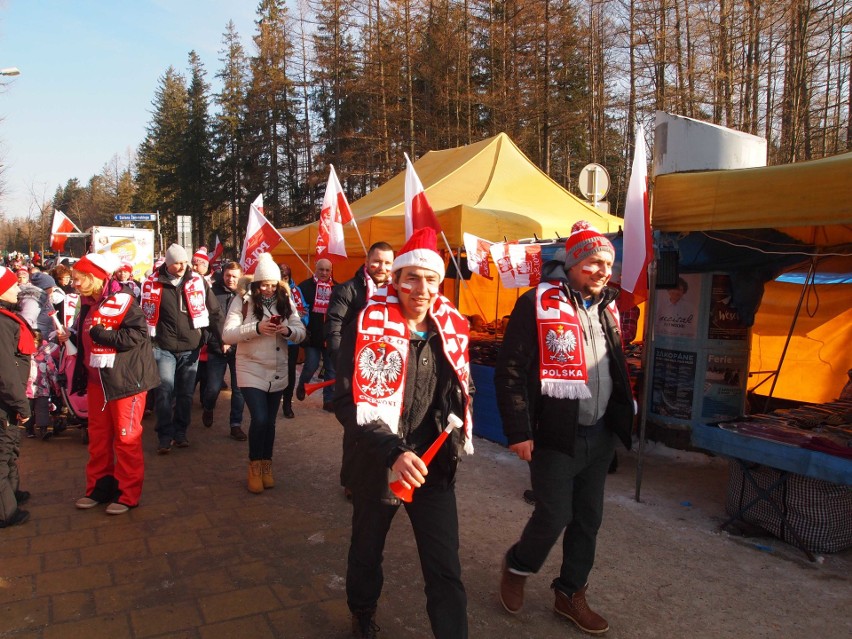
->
xmin=334 ymin=227 xmax=474 ymax=639
xmin=141 ymin=243 xmax=222 ymax=454
xmin=495 ymin=221 xmax=634 ymax=635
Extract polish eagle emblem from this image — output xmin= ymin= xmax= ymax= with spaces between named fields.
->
xmin=358 ymin=342 xmax=403 ymax=397
xmin=545 ymin=324 xmax=576 ymax=364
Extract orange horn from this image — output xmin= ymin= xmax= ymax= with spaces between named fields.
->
xmin=304 ymin=379 xmax=336 ymax=396
xmin=389 ymin=414 xmax=463 ymax=503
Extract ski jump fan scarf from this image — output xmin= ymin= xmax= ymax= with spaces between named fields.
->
xmin=141 ymin=271 xmax=209 ymax=337
xmin=87 ymin=291 xmax=134 ymax=368
xmin=353 ymin=286 xmax=474 ymax=455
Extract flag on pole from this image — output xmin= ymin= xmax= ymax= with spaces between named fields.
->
xmin=489 ymin=242 xmax=542 ymax=288
xmin=210 ymin=234 xmax=224 ymax=263
xmin=240 ymin=194 xmax=283 ymax=275
xmin=50 ymin=209 xmax=80 ymax=252
xmin=403 ymin=153 xmax=441 ymax=240
xmin=463 ymin=232 xmax=494 ymax=280
xmin=620 ymin=124 xmax=653 ymax=309
xmin=315 ymin=165 xmax=352 ymax=263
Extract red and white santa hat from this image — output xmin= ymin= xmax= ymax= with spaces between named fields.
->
xmin=391 ymin=227 xmax=445 ymax=282
xmin=563 ymin=220 xmax=615 ymax=270
xmin=192 ymin=247 xmax=210 ymax=264
xmin=73 ymin=252 xmax=120 ymax=282
xmin=0 ymin=266 xmax=18 ymax=296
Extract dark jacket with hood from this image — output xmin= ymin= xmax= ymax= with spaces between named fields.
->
xmin=205 ymin=270 xmax=241 ymax=356
xmin=334 ymin=314 xmax=472 ymax=505
xmin=0 ymin=302 xmax=34 ymax=422
xmin=494 ymin=260 xmax=634 ymax=457
xmin=71 ymin=284 xmax=161 ymax=402
xmin=148 ymin=264 xmax=222 ymax=353
xmin=324 ymin=266 xmax=369 ymax=365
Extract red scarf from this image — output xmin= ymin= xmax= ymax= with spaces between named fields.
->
xmin=353 ymin=286 xmax=474 ymax=455
xmin=0 ymin=308 xmax=36 ymax=356
xmin=535 ymin=281 xmax=620 ymax=399
xmin=141 ymin=270 xmax=209 ymax=337
xmin=291 ymin=284 xmax=308 ymax=318
xmin=86 ymin=292 xmax=134 ymax=368
xmin=312 ymin=276 xmax=333 ymax=315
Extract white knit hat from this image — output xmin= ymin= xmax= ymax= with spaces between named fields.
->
xmin=74 ymin=252 xmax=120 ymax=281
xmin=252 ymin=252 xmax=280 ymax=283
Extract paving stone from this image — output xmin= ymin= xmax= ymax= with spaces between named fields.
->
xmin=130 ymin=600 xmax=204 ymax=637
xmin=198 ymin=585 xmax=280 ymax=624
xmin=35 ymin=563 xmax=113 ymax=596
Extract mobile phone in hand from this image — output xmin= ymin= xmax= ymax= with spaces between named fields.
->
xmin=269 ymin=315 xmax=282 ymax=325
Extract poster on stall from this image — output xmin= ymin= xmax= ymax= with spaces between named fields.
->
xmin=702 ymin=352 xmax=747 ymax=420
xmin=650 ymin=348 xmax=697 ymax=420
xmin=654 ymin=273 xmax=701 ymax=338
xmin=707 ymin=274 xmax=748 ymax=341
xmin=90 ymin=227 xmax=155 ymax=282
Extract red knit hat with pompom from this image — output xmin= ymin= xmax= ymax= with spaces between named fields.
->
xmin=563 ymin=220 xmax=615 ymax=270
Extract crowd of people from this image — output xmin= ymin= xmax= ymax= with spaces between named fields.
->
xmin=0 ymin=220 xmax=636 ymax=638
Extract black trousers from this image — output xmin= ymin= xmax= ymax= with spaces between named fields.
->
xmin=347 ymin=484 xmax=468 ymax=639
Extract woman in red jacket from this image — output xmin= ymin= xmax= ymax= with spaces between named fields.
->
xmin=60 ymin=253 xmax=160 ymax=515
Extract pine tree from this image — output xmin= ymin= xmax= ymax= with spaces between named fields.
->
xmin=185 ymin=51 xmax=215 ymax=247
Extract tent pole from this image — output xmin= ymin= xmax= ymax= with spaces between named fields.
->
xmin=761 ymin=257 xmax=817 ymax=412
xmin=634 ymin=258 xmax=658 ymax=503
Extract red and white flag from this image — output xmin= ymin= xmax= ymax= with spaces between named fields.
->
xmin=489 ymin=242 xmax=542 ymax=288
xmin=316 ymin=165 xmax=352 ymax=263
xmin=620 ymin=124 xmax=652 ymax=309
xmin=210 ymin=234 xmax=224 ymax=263
xmin=403 ymin=153 xmax=441 ymax=240
xmin=50 ymin=209 xmax=80 ymax=252
xmin=463 ymin=232 xmax=493 ymax=280
xmin=240 ymin=194 xmax=283 ymax=275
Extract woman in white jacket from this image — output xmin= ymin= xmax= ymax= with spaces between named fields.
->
xmin=222 ymin=252 xmax=306 ymax=493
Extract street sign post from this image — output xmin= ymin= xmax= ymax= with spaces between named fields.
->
xmin=114 ymin=213 xmax=157 ymax=222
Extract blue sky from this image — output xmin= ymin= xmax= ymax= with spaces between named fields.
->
xmin=0 ymin=0 xmax=258 ymax=220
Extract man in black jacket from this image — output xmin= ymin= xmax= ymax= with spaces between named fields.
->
xmin=495 ymin=222 xmax=634 ymax=636
xmin=334 ymin=228 xmax=473 ymax=639
xmin=201 ymin=261 xmax=246 ymax=441
xmin=325 ymin=242 xmax=394 ymax=499
xmin=295 ymin=258 xmax=336 ymax=411
xmin=141 ymin=244 xmax=222 ymax=454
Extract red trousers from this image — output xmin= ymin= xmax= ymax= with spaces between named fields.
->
xmin=86 ymin=382 xmax=145 ymax=507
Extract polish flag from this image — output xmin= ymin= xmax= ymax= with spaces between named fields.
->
xmin=240 ymin=194 xmax=283 ymax=275
xmin=403 ymin=153 xmax=441 ymax=240
xmin=489 ymin=242 xmax=542 ymax=288
xmin=50 ymin=209 xmax=80 ymax=252
xmin=315 ymin=165 xmax=352 ymax=263
xmin=210 ymin=234 xmax=224 ymax=263
xmin=463 ymin=232 xmax=494 ymax=280
xmin=620 ymin=124 xmax=652 ymax=309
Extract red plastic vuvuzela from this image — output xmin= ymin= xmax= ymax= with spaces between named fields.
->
xmin=389 ymin=414 xmax=464 ymax=503
xmin=304 ymin=379 xmax=336 ymax=396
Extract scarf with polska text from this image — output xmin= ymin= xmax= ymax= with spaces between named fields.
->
xmin=141 ymin=270 xmax=209 ymax=337
xmin=86 ymin=291 xmax=134 ymax=368
xmin=353 ymin=285 xmax=474 ymax=455
xmin=535 ymin=281 xmax=620 ymax=399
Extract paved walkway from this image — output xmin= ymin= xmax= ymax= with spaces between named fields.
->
xmin=1 ymin=388 xmax=850 ymax=639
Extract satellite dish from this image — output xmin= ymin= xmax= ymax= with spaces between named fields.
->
xmin=578 ymin=163 xmax=610 ymax=202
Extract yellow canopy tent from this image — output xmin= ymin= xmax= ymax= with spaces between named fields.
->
xmin=652 ymin=152 xmax=852 ymax=403
xmin=272 ymin=133 xmax=623 ymax=321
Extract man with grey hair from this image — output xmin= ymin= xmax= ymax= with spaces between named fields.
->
xmin=141 ymin=244 xmax=222 ymax=454
xmin=295 ymin=258 xmax=337 ymax=411
xmin=495 ymin=221 xmax=634 ymax=635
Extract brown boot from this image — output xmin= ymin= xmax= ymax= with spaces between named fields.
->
xmin=499 ymin=558 xmax=528 ymax=614
xmin=554 ymin=584 xmax=609 ymax=634
xmin=247 ymin=461 xmax=264 ymax=494
xmin=260 ymin=460 xmax=275 ymax=489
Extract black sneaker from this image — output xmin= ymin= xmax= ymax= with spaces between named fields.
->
xmin=296 ymin=383 xmax=306 ymax=401
xmin=0 ymin=509 xmax=30 ymax=528
xmin=351 ymin=610 xmax=379 ymax=638
xmin=14 ymin=490 xmax=30 ymax=504
xmin=522 ymin=489 xmax=537 ymax=505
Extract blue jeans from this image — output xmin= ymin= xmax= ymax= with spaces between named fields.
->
xmin=202 ymin=349 xmax=244 ymax=427
xmin=506 ymin=426 xmax=615 ymax=594
xmin=298 ymin=345 xmax=336 ymax=402
xmin=241 ymin=387 xmax=283 ymax=460
xmin=153 ymin=347 xmax=200 ymax=446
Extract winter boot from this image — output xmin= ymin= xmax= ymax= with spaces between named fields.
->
xmin=499 ymin=558 xmax=528 ymax=614
xmin=553 ymin=583 xmax=609 ymax=634
xmin=247 ymin=461 xmax=264 ymax=494
xmin=260 ymin=460 xmax=275 ymax=489
xmin=351 ymin=608 xmax=379 ymax=638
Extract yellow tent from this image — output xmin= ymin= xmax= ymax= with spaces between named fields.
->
xmin=652 ymin=152 xmax=852 ymax=403
xmin=273 ymin=132 xmax=623 ymax=320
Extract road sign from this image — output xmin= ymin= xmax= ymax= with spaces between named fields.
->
xmin=578 ymin=163 xmax=610 ymax=202
xmin=114 ymin=213 xmax=157 ymax=222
